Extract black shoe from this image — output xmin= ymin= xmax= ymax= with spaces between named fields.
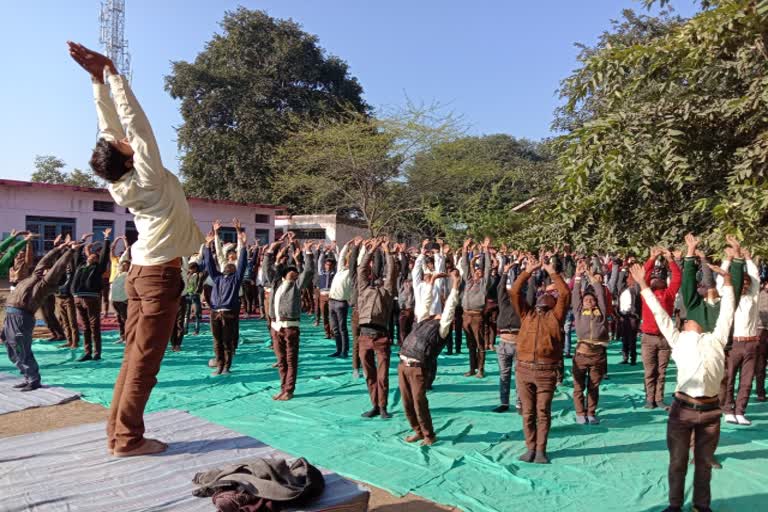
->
xmin=341 ymin=352 xmax=349 ymax=358
xmin=20 ymin=382 xmax=42 ymax=392
xmin=13 ymin=381 xmax=29 ymax=389
xmin=328 ymin=352 xmax=340 ymax=357
xmin=630 ymin=361 xmax=637 ymax=366
xmin=93 ymin=354 xmax=101 ymax=361
xmin=380 ymin=408 xmax=392 ymax=419
xmin=492 ymin=405 xmax=510 ymax=413
xmin=644 ymin=401 xmax=657 ymax=409
xmin=533 ymin=451 xmax=550 ymax=464
xmin=518 ymin=450 xmax=535 ymax=463
xmin=78 ymin=354 xmax=93 ymax=362
xmin=361 ymin=408 xmax=380 ymax=418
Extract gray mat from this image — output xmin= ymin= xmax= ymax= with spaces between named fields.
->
xmin=0 ymin=372 xmax=81 ymax=416
xmin=0 ymin=409 xmax=370 ymax=512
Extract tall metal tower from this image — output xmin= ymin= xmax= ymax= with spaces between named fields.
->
xmin=99 ymin=0 xmax=132 ymax=81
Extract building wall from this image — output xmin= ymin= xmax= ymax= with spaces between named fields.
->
xmin=0 ymin=182 xmax=276 ymax=255
xmin=275 ymin=215 xmax=369 ymax=246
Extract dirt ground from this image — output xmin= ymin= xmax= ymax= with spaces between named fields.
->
xmin=0 ymin=400 xmax=456 ymax=511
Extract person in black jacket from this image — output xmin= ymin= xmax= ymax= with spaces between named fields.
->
xmin=54 ymin=245 xmax=79 ymax=350
xmin=71 ymin=228 xmax=111 ymax=362
xmin=615 ymin=259 xmax=642 ymax=365
xmin=398 ymin=269 xmax=461 ymax=446
xmin=493 ymin=259 xmax=526 ymax=413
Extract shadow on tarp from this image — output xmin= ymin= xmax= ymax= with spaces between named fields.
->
xmin=6 ymin=317 xmax=768 ymax=512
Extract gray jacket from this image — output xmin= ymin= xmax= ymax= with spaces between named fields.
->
xmin=268 ymin=250 xmax=314 ymax=322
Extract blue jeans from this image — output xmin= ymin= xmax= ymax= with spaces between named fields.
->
xmin=2 ymin=308 xmax=39 ymax=384
xmin=330 ymin=299 xmax=350 ymax=355
xmin=497 ymin=341 xmax=516 ymax=406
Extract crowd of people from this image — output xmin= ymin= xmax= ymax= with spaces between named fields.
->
xmin=0 ymin=42 xmax=765 ymax=512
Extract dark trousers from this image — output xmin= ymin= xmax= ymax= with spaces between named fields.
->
xmin=398 ymin=308 xmax=414 ymax=345
xmin=667 ymin=400 xmax=721 ymax=509
xmin=242 ymin=280 xmax=256 ymax=315
xmin=756 ymin=330 xmax=768 ymax=400
xmin=497 ymin=340 xmax=516 ymax=406
xmin=318 ymin=293 xmax=332 ymax=337
xmin=107 ymin=264 xmax=182 ymax=453
xmin=453 ymin=306 xmax=464 ymax=353
xmin=329 ymin=299 xmax=350 ymax=355
xmin=359 ymin=334 xmax=392 ymax=409
xmin=618 ymin=315 xmax=639 ymax=363
xmin=572 ymin=347 xmax=607 ymax=416
xmin=75 ymin=296 xmax=102 ymax=357
xmin=463 ymin=311 xmax=485 ymax=373
xmin=301 ymin=286 xmax=314 ymax=313
xmin=642 ymin=333 xmax=671 ymax=404
xmin=113 ymin=300 xmax=128 ymax=340
xmin=55 ymin=296 xmax=79 ymax=348
xmin=724 ymin=340 xmax=758 ymax=415
xmin=40 ymin=294 xmax=64 ymax=339
xmin=185 ymin=294 xmax=202 ymax=334
xmin=482 ymin=299 xmax=498 ymax=349
xmin=203 ymin=284 xmax=213 ymax=310
xmin=351 ymin=307 xmax=361 ymax=370
xmin=516 ymin=363 xmax=558 ymax=452
xmin=272 ymin=327 xmax=300 ymax=393
xmin=101 ymin=277 xmax=111 ymax=314
xmin=211 ymin=310 xmax=237 ymax=369
xmin=398 ymin=363 xmax=434 ymax=439
xmin=2 ymin=310 xmax=40 ymax=385
xmin=170 ymin=298 xmax=188 ymax=349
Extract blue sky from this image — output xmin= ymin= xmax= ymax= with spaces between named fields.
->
xmin=0 ymin=0 xmax=698 ymax=181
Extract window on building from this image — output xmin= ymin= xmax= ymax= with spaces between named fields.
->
xmin=218 ymin=227 xmax=238 ymax=244
xmin=92 ymin=219 xmax=115 ymax=244
xmin=292 ymin=228 xmax=326 ymax=240
xmin=125 ymin=220 xmax=138 ymax=245
xmin=254 ymin=213 xmax=270 ymax=224
xmin=254 ymin=229 xmax=270 ymax=245
xmin=93 ymin=200 xmax=115 ymax=213
xmin=25 ymin=216 xmax=76 ymax=256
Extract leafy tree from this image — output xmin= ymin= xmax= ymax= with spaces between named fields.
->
xmin=30 ymin=155 xmax=67 ymax=184
xmin=66 ymin=168 xmax=101 ymax=188
xmin=165 ymin=7 xmax=369 ymax=203
xmin=548 ymin=0 xmax=768 ymax=254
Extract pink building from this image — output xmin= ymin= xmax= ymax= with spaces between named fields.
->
xmin=0 ymin=179 xmax=280 ymax=256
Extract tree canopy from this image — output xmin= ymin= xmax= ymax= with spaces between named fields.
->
xmin=30 ymin=155 xmax=101 ymax=188
xmin=165 ymin=7 xmax=369 ymax=204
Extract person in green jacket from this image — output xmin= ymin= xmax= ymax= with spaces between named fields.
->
xmin=0 ymin=231 xmax=37 ymax=278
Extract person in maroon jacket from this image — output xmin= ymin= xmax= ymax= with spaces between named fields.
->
xmin=640 ymin=246 xmax=681 ymax=410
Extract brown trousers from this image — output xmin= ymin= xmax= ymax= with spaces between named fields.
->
xmin=641 ymin=333 xmax=671 ymax=404
xmin=516 ymin=363 xmax=558 ymax=452
xmin=272 ymin=326 xmax=300 ymax=393
xmin=107 ymin=264 xmax=182 ymax=452
xmin=101 ymin=277 xmax=111 ymax=314
xmin=572 ymin=348 xmax=607 ymax=416
xmin=398 ymin=308 xmax=414 ymax=345
xmin=482 ymin=299 xmax=499 ymax=349
xmin=756 ymin=330 xmax=768 ymax=400
xmin=317 ymin=293 xmax=332 ymax=337
xmin=398 ymin=363 xmax=434 ymax=439
xmin=75 ymin=296 xmax=102 ymax=356
xmin=113 ymin=301 xmax=128 ymax=341
xmin=667 ymin=400 xmax=721 ymax=509
xmin=211 ymin=310 xmax=238 ymax=370
xmin=40 ymin=294 xmax=65 ymax=338
xmin=55 ymin=296 xmax=79 ymax=347
xmin=359 ymin=334 xmax=392 ymax=409
xmin=351 ymin=308 xmax=361 ymax=370
xmin=463 ymin=311 xmax=485 ymax=373
xmin=724 ymin=340 xmax=758 ymax=415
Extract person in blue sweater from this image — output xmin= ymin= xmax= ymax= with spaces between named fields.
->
xmin=203 ymin=229 xmax=248 ymax=376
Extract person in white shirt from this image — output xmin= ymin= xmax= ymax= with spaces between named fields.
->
xmin=69 ymin=42 xmax=204 ymax=458
xmin=629 ymin=260 xmax=735 ymax=512
xmin=328 ymin=241 xmax=353 ymax=358
xmin=110 ymin=252 xmax=131 ymax=344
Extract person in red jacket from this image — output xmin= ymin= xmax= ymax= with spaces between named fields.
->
xmin=640 ymin=246 xmax=681 ymax=410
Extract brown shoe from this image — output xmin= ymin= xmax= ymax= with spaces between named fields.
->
xmin=405 ymin=434 xmax=423 ymax=443
xmin=113 ymin=439 xmax=168 ymax=458
xmin=277 ymin=392 xmax=293 ymax=401
xmin=420 ymin=437 xmax=436 ymax=446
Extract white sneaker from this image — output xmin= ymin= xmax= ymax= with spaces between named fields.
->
xmin=735 ymin=415 xmax=752 ymax=426
xmin=724 ymin=414 xmax=738 ymax=424
xmin=352 ymin=369 xmax=360 ymax=379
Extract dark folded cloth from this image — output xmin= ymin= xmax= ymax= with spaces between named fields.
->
xmin=212 ymin=490 xmax=281 ymax=512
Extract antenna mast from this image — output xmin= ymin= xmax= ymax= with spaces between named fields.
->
xmin=99 ymin=0 xmax=132 ymax=81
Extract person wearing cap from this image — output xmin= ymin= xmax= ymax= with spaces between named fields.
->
xmin=268 ymin=240 xmax=315 ymax=400
xmin=398 ymin=269 xmax=462 ymax=446
xmin=509 ymin=253 xmax=570 ymax=464
xmin=628 ymin=260 xmax=735 ymax=512
xmin=458 ymin=238 xmax=492 ymax=378
xmin=571 ymin=259 xmax=610 ymax=425
xmin=357 ymin=238 xmax=398 ymax=418
xmin=640 ymin=247 xmax=681 ymax=409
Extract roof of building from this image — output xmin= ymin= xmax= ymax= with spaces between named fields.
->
xmin=0 ymin=179 xmax=283 ymax=210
